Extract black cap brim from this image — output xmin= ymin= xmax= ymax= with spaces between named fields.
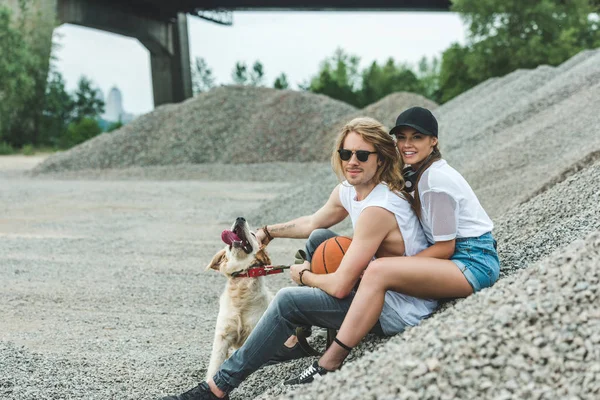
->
xmin=389 ymin=123 xmax=436 ymax=137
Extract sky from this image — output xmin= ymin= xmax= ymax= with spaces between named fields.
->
xmin=53 ymin=11 xmax=467 ymax=115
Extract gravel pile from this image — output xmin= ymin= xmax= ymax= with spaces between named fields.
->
xmin=237 ymin=157 xmax=600 ymax=400
xmin=33 ymin=86 xmax=357 ymax=172
xmin=494 ymin=159 xmax=600 ymax=278
xmin=436 ymin=48 xmax=600 ymax=218
xmin=266 ymin=231 xmax=600 ymax=400
xmin=33 ymin=89 xmax=438 ymax=175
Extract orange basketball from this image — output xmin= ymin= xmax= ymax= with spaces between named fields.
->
xmin=310 ymin=236 xmax=352 ymax=274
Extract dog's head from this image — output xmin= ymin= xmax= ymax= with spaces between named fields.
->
xmin=206 ymin=217 xmax=271 ymax=277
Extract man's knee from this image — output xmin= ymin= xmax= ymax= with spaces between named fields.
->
xmin=305 ymin=229 xmax=336 ymax=260
xmin=272 ymin=287 xmax=304 ymax=315
xmin=271 ymin=286 xmax=319 ymax=324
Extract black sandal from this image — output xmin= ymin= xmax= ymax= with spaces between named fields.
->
xmin=333 ymin=337 xmax=353 ymax=352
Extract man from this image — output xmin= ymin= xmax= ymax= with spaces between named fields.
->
xmin=161 ymin=117 xmax=436 ymax=399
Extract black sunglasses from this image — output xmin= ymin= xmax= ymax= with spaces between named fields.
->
xmin=338 ymin=149 xmax=377 ymax=162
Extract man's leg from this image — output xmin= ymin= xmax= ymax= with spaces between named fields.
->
xmin=211 ymin=286 xmax=354 ymax=393
xmin=265 ymin=228 xmax=340 ymax=365
xmin=304 ymin=228 xmax=338 ymax=262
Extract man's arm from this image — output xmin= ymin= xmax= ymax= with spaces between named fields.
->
xmin=257 ymin=185 xmax=348 ymax=244
xmin=299 ymin=206 xmax=397 ymax=298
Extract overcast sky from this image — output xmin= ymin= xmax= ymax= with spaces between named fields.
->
xmin=53 ymin=11 xmax=467 ymax=115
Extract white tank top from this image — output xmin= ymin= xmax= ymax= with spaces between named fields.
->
xmin=338 ymin=182 xmax=437 ymax=330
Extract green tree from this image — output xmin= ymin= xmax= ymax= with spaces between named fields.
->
xmin=3 ymin=0 xmax=56 ymax=147
xmin=0 ymin=6 xmax=36 ymax=144
xmin=273 ymin=73 xmax=289 ymax=89
xmin=38 ymin=70 xmax=105 ymax=148
xmin=249 ymin=61 xmax=265 ymax=86
xmin=416 ymin=56 xmax=441 ymax=102
xmin=192 ymin=57 xmax=215 ymax=94
xmin=308 ymin=48 xmax=361 ymax=107
xmin=358 ymin=58 xmax=423 ymax=107
xmin=39 ymin=67 xmax=74 ymax=146
xmin=71 ymin=76 xmax=104 ymax=122
xmin=59 ymin=117 xmax=102 ymax=149
xmin=437 ymin=44 xmax=483 ymax=103
xmin=232 ymin=62 xmax=248 ymax=85
xmin=439 ymin=0 xmax=600 ymax=102
xmin=107 ymin=120 xmax=123 ymax=132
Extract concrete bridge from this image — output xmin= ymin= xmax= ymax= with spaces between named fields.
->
xmin=6 ymin=0 xmax=451 ymax=108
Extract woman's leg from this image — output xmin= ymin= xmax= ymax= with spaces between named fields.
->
xmin=318 ymin=256 xmax=472 ymax=370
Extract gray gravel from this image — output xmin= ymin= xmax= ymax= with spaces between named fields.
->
xmin=32 ymin=89 xmax=437 ymax=175
xmin=3 ymin=48 xmax=600 ymax=399
xmin=436 ymin=48 xmax=600 ymax=218
xmin=32 ymin=86 xmax=357 ymax=172
xmin=267 ymin=231 xmax=600 ymax=400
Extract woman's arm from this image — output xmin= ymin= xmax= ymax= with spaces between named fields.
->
xmin=415 ymin=239 xmax=455 ymax=259
xmin=418 ymin=190 xmax=459 ymax=259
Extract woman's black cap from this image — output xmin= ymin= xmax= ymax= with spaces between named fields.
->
xmin=389 ymin=107 xmax=438 ymax=138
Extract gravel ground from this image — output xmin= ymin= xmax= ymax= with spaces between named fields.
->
xmin=0 ymin=162 xmax=303 ymax=400
xmin=4 ymin=48 xmax=600 ymax=399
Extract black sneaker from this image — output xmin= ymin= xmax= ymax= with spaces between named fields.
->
xmin=283 ymin=361 xmax=331 ymax=385
xmin=160 ymin=381 xmax=228 ymax=400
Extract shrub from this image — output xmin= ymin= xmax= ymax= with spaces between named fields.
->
xmin=0 ymin=141 xmax=15 ymax=155
xmin=59 ymin=118 xmax=102 ymax=149
xmin=21 ymin=144 xmax=35 ymax=155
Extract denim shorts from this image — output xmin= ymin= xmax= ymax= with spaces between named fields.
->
xmin=451 ymin=232 xmax=500 ymax=292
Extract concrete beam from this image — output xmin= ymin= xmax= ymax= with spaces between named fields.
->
xmin=57 ymin=0 xmax=193 ymax=107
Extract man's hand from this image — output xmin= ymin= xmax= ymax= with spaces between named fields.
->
xmin=290 ymin=263 xmax=310 ymax=286
xmin=255 ymin=226 xmax=272 ymax=247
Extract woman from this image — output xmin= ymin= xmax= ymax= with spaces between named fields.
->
xmin=287 ymin=107 xmax=500 ymax=383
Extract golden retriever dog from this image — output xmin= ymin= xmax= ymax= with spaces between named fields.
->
xmin=204 ymin=217 xmax=273 ymax=380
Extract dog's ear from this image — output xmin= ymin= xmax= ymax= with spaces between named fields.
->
xmin=256 ymin=248 xmax=271 ymax=266
xmin=206 ymin=249 xmax=227 ymax=271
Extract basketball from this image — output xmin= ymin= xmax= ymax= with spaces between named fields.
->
xmin=310 ymin=236 xmax=352 ymax=274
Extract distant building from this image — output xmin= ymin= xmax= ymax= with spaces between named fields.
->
xmin=102 ymin=86 xmax=135 ymax=124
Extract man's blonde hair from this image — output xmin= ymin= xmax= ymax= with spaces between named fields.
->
xmin=330 ymin=117 xmax=406 ymax=194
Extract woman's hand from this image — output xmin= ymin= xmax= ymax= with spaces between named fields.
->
xmin=290 ymin=263 xmax=310 ymax=286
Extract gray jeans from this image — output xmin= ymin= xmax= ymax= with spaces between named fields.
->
xmin=212 ymin=229 xmax=384 ymax=392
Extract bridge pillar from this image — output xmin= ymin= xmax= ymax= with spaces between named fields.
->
xmin=149 ymin=14 xmax=193 ymax=107
xmin=57 ymin=0 xmax=192 ymax=107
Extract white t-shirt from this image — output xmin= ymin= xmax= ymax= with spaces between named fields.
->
xmin=338 ymin=182 xmax=437 ymax=331
xmin=417 ymin=159 xmax=494 ymax=243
